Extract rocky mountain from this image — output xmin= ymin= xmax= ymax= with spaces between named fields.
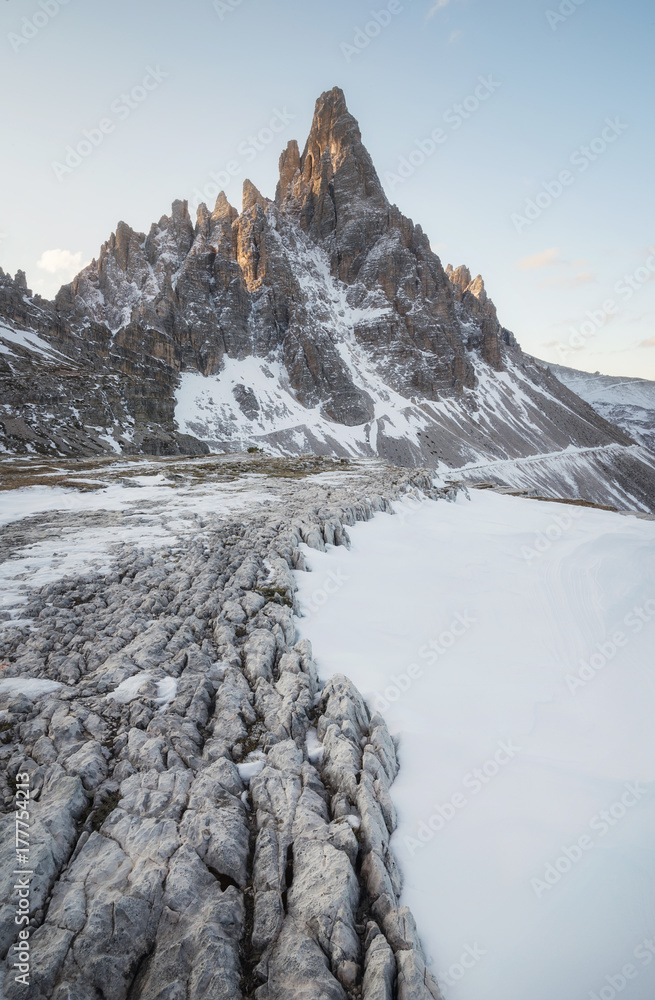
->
xmin=549 ymin=362 xmax=655 ymax=453
xmin=2 ymin=86 xmax=655 ymax=510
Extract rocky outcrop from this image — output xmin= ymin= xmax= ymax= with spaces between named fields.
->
xmin=0 ymin=462 xmax=449 ymax=999
xmin=446 ymin=264 xmax=513 ymax=370
xmin=0 ymin=269 xmax=55 ymax=336
xmin=276 ymin=88 xmax=476 ymax=397
xmin=0 ymin=269 xmax=208 ymax=457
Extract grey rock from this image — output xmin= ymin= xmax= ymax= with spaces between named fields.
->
xmin=362 ymin=923 xmax=397 ymax=1000
xmin=243 ymin=629 xmax=277 ymax=683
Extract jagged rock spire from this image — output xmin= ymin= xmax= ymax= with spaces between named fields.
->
xmin=242 ymin=179 xmax=268 ymax=214
xmin=212 ymin=191 xmax=238 ymax=222
xmin=276 ymin=86 xmax=388 ymax=248
xmin=446 ymin=264 xmax=504 ymax=370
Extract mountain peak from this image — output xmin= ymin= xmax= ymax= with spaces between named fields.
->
xmin=446 ymin=264 xmax=472 ymax=291
xmin=306 ymin=86 xmax=354 ymax=147
xmin=211 ymin=190 xmax=238 ymax=223
xmin=299 ymin=87 xmax=386 ymax=206
xmin=447 ymin=264 xmax=490 ymax=303
xmin=275 ymin=86 xmax=388 ymax=281
xmin=3 ymin=87 xmax=653 ymax=517
xmin=242 ymin=179 xmax=268 ymax=214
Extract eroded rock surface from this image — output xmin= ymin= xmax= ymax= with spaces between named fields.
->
xmin=0 ymin=462 xmax=448 ymax=999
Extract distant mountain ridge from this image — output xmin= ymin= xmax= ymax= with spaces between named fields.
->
xmin=2 ymin=87 xmax=655 ymax=510
xmin=549 ymin=362 xmax=655 ymax=454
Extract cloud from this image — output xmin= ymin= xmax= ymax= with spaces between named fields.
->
xmin=638 ymin=336 xmax=655 ymax=348
xmin=517 ymin=248 xmax=562 ymax=271
xmin=449 ymin=29 xmax=462 ymax=42
xmin=548 ymin=317 xmax=580 ymax=329
xmin=517 ymin=249 xmax=597 ymax=289
xmin=37 ymin=249 xmax=85 ymax=276
xmin=427 ymin=0 xmax=451 ymax=19
xmin=538 ymin=272 xmax=596 ymax=290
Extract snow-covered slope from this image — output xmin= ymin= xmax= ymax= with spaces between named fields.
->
xmin=296 ymin=489 xmax=655 ymax=1000
xmin=453 ymin=442 xmax=655 ymax=513
xmin=550 ymin=363 xmax=655 ymax=453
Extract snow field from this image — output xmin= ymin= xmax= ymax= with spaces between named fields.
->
xmin=295 ymin=490 xmax=655 ymax=1000
xmin=0 ymin=474 xmax=280 ymax=616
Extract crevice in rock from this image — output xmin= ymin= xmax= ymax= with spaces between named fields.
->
xmin=124 ymin=938 xmax=158 ymax=1000
xmin=86 ymin=786 xmax=122 ymax=832
xmin=280 ymin=843 xmax=294 ymax=913
xmin=206 ymin=865 xmax=241 ymax=892
xmin=239 ymin=800 xmax=261 ymax=999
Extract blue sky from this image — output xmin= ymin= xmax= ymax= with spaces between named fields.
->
xmin=1 ymin=0 xmax=653 ymax=377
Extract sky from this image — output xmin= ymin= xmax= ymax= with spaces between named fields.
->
xmin=0 ymin=0 xmax=654 ymax=378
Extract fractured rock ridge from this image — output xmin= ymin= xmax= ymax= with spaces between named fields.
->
xmin=0 ymin=463 xmax=451 ymax=999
